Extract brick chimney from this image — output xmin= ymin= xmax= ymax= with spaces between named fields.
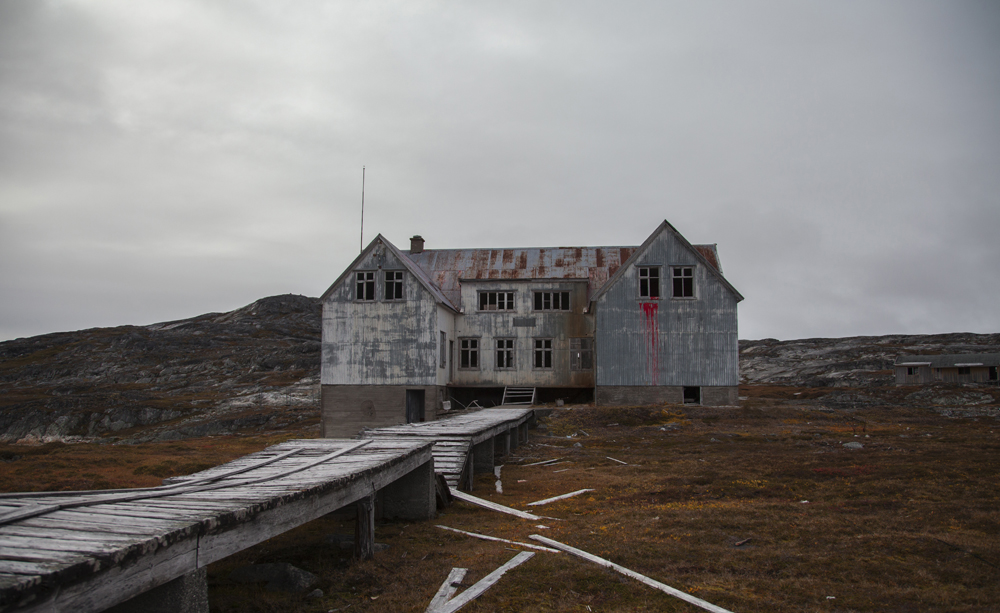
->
xmin=410 ymin=235 xmax=425 ymax=254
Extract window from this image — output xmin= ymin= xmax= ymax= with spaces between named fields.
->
xmin=533 ymin=291 xmax=570 ymax=311
xmin=638 ymin=267 xmax=660 ymax=299
xmin=570 ymin=338 xmax=593 ymax=371
xmin=958 ymin=366 xmax=971 ymax=375
xmin=460 ymin=339 xmax=479 ymax=369
xmin=671 ymin=266 xmax=694 ymax=298
xmin=355 ymin=271 xmax=375 ymax=301
xmin=495 ymin=338 xmax=515 ymax=369
xmin=440 ymin=331 xmax=447 ymax=368
xmin=906 ymin=367 xmax=919 ymax=376
xmin=479 ymin=291 xmax=515 ymax=311
xmin=384 ymin=271 xmax=404 ymax=300
xmin=533 ymin=339 xmax=553 ymax=369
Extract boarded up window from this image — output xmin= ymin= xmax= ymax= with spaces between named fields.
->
xmin=533 ymin=291 xmax=570 ymax=311
xmin=355 ymin=271 xmax=375 ymax=301
xmin=671 ymin=266 xmax=694 ymax=298
xmin=460 ymin=338 xmax=479 ymax=369
xmin=638 ymin=267 xmax=660 ymax=299
xmin=533 ymin=338 xmax=553 ymax=369
xmin=570 ymin=338 xmax=593 ymax=371
xmin=384 ymin=270 xmax=404 ymax=300
xmin=496 ymin=338 xmax=515 ymax=369
xmin=479 ymin=291 xmax=515 ymax=311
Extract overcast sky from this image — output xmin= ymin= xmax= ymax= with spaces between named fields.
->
xmin=1 ymin=0 xmax=998 ymax=342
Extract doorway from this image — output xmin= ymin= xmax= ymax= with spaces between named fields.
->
xmin=405 ymin=389 xmax=425 ymax=423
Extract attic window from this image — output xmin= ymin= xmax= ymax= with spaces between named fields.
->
xmin=534 ymin=291 xmax=570 ymax=311
xmin=671 ymin=267 xmax=694 ymax=298
xmin=384 ymin=271 xmax=404 ymax=301
xmin=638 ymin=267 xmax=660 ymax=299
xmin=355 ymin=271 xmax=375 ymax=301
xmin=479 ymin=291 xmax=515 ymax=311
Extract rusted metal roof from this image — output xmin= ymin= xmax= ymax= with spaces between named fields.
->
xmin=407 ymin=244 xmax=720 ymax=307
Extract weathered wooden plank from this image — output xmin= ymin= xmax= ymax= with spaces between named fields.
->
xmin=528 ymin=535 xmax=734 ymax=613
xmin=435 ymin=525 xmax=559 ymax=553
xmin=425 ymin=567 xmax=467 ymax=613
xmin=430 ymin=552 xmax=535 ymax=613
xmin=448 ymin=489 xmax=543 ymax=521
xmin=526 ymin=489 xmax=594 ymax=507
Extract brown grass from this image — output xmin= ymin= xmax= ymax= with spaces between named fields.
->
xmin=3 ymin=389 xmax=998 ymax=612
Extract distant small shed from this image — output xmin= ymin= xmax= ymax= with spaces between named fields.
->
xmin=894 ymin=354 xmax=1000 ymax=385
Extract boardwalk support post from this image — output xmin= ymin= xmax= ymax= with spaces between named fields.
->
xmin=355 ymin=492 xmax=376 ymax=560
xmin=382 ymin=459 xmax=436 ymax=520
xmin=472 ymin=438 xmax=494 ymax=474
xmin=105 ymin=568 xmax=208 ymax=613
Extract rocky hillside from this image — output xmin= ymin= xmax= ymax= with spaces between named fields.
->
xmin=740 ymin=333 xmax=1000 ymax=387
xmin=0 ymin=295 xmax=321 ymax=444
xmin=1 ymin=296 xmax=997 ymax=444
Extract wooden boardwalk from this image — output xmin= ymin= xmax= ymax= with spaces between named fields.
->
xmin=362 ymin=408 xmax=534 ymax=488
xmin=0 ymin=438 xmax=435 ymax=613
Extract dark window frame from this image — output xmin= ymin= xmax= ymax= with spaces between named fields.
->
xmin=533 ymin=291 xmax=571 ymax=312
xmin=671 ymin=266 xmax=695 ymax=299
xmin=638 ymin=267 xmax=660 ymax=299
xmin=479 ymin=291 xmax=516 ymax=311
xmin=459 ymin=338 xmax=480 ymax=370
xmin=439 ymin=331 xmax=447 ymax=368
xmin=355 ymin=271 xmax=376 ymax=301
xmin=570 ymin=338 xmax=593 ymax=371
xmin=906 ymin=366 xmax=919 ymax=376
xmin=533 ymin=338 xmax=553 ymax=369
xmin=495 ymin=338 xmax=515 ymax=370
xmin=384 ymin=270 xmax=404 ymax=301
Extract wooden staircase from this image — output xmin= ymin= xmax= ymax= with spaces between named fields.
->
xmin=501 ymin=386 xmax=536 ymax=406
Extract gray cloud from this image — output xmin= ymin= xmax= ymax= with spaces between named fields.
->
xmin=1 ymin=0 xmax=998 ymax=341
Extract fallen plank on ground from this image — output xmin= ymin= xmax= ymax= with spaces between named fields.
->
xmin=449 ymin=488 xmax=544 ymax=520
xmin=425 ymin=551 xmax=535 ymax=613
xmin=526 ymin=489 xmax=594 ymax=507
xmin=529 ymin=535 xmax=734 ymax=613
xmin=436 ymin=525 xmax=560 ymax=553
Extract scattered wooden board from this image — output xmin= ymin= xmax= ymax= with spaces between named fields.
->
xmin=436 ymin=525 xmax=559 ymax=553
xmin=526 ymin=489 xmax=594 ymax=507
xmin=425 ymin=551 xmax=535 ymax=613
xmin=448 ymin=489 xmax=543 ymax=521
xmin=529 ymin=535 xmax=734 ymax=613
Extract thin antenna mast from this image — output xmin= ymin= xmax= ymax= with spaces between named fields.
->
xmin=359 ymin=166 xmax=366 ymax=253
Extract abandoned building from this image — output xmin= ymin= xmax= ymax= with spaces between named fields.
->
xmin=320 ymin=220 xmax=743 ymax=437
xmin=894 ymin=354 xmax=1000 ymax=385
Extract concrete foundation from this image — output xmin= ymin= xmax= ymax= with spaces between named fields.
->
xmin=381 ymin=460 xmax=436 ymax=520
xmin=472 ymin=438 xmax=494 ymax=474
xmin=321 ymin=384 xmax=447 ymax=438
xmin=595 ymin=385 xmax=739 ymax=407
xmin=104 ymin=568 xmax=209 ymax=613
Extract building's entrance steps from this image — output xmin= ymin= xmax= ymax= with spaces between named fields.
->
xmin=501 ymin=387 xmax=535 ymax=405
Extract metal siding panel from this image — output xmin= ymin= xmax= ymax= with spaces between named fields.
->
xmin=595 ymin=230 xmax=739 ymax=387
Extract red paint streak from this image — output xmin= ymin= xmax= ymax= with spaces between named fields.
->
xmin=641 ymin=302 xmax=659 ymax=385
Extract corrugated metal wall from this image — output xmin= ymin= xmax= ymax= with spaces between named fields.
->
xmin=594 ymin=229 xmax=739 ymax=387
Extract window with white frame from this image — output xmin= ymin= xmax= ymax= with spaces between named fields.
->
xmin=355 ymin=271 xmax=375 ymax=301
xmin=459 ymin=338 xmax=479 ymax=369
xmin=384 ymin=270 xmax=404 ymax=300
xmin=638 ymin=267 xmax=660 ymax=299
xmin=671 ymin=266 xmax=694 ymax=298
xmin=533 ymin=338 xmax=553 ymax=369
xmin=495 ymin=338 xmax=515 ymax=369
xmin=570 ymin=338 xmax=593 ymax=371
xmin=479 ymin=291 xmax=515 ymax=311
xmin=533 ymin=291 xmax=570 ymax=311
